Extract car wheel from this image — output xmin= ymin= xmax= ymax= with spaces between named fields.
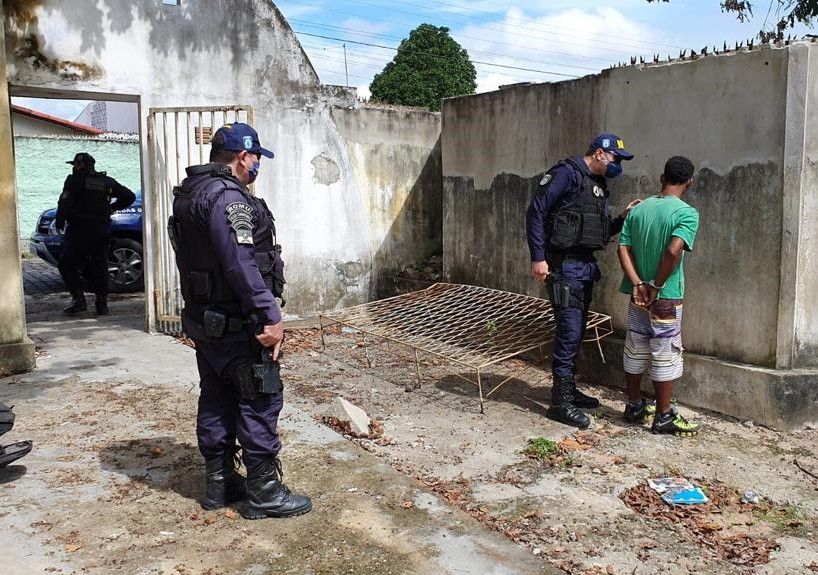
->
xmin=108 ymin=238 xmax=144 ymax=293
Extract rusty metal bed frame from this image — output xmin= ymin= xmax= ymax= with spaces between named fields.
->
xmin=318 ymin=283 xmax=613 ymax=413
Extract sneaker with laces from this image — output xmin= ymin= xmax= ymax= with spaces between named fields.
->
xmin=623 ymin=399 xmax=656 ymax=424
xmin=651 ymin=408 xmax=700 ymax=437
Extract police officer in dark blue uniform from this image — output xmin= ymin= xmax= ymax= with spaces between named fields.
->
xmin=57 ymin=152 xmax=135 ymax=315
xmin=526 ymin=133 xmax=640 ymax=428
xmin=169 ymin=123 xmax=310 ymax=519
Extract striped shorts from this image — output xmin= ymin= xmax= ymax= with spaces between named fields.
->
xmin=623 ymin=299 xmax=684 ymax=382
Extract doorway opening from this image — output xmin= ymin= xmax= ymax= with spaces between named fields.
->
xmin=9 ymin=87 xmax=144 ymax=325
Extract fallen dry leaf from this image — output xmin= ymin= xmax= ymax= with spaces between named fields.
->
xmin=401 ymin=501 xmax=414 ymax=509
xmin=224 ymin=509 xmax=238 ymax=519
xmin=64 ymin=544 xmax=82 ymax=552
xmin=203 ymin=515 xmax=216 ymax=525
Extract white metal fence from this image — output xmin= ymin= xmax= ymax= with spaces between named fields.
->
xmin=147 ymin=105 xmax=253 ymax=335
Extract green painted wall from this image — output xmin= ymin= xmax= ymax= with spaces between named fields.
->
xmin=14 ymin=137 xmax=141 ymax=238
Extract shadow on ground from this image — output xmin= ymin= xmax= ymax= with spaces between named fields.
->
xmin=0 ymin=465 xmax=27 ymax=484
xmin=434 ymin=373 xmax=552 ymax=417
xmin=98 ymin=437 xmax=202 ymax=503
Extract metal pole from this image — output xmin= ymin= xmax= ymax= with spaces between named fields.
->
xmin=319 ymin=316 xmax=326 ymax=349
xmin=343 ymin=43 xmax=349 ymax=87
xmin=409 ymin=348 xmax=420 ymax=392
xmin=477 ymin=369 xmax=485 ymax=414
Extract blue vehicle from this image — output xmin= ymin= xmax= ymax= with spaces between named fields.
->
xmin=29 ymin=192 xmax=144 ymax=293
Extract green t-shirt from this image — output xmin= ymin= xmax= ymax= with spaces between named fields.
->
xmin=618 ymin=195 xmax=699 ymax=299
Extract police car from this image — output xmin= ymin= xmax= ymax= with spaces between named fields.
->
xmin=29 ymin=192 xmax=144 ymax=293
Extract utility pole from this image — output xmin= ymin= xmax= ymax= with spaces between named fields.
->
xmin=343 ymin=43 xmax=349 ymax=87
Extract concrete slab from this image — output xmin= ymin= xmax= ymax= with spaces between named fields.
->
xmin=579 ymin=337 xmax=818 ymax=430
xmin=0 ymin=310 xmax=557 ymax=574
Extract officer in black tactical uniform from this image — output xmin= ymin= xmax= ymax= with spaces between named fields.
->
xmin=169 ymin=123 xmax=310 ymax=519
xmin=57 ymin=153 xmax=135 ymax=315
xmin=526 ymin=134 xmax=639 ymax=429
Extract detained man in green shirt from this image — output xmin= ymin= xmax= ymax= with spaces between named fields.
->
xmin=617 ymin=156 xmax=700 ymax=436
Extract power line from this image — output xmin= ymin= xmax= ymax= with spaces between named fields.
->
xmin=292 ymin=18 xmax=606 ymax=72
xmin=295 ymin=31 xmax=581 ymax=78
xmin=287 ymin=1 xmax=681 ymax=58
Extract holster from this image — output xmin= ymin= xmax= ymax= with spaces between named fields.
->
xmin=225 ymin=349 xmax=284 ymax=401
xmin=254 ymin=348 xmax=283 ymax=395
xmin=547 ymin=276 xmax=590 ymax=310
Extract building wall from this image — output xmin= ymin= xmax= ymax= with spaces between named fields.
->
xmin=11 ymin=112 xmax=86 ymax=136
xmin=13 ymin=137 xmax=141 ymax=238
xmin=75 ymin=101 xmax=138 ymax=134
xmin=442 ymin=45 xmax=804 ymax=369
xmin=3 ymin=0 xmax=441 ymax=322
xmin=331 ymin=106 xmax=442 ymax=300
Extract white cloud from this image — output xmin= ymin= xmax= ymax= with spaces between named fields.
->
xmin=276 ymin=1 xmax=324 ymax=20
xmin=456 ymin=7 xmax=669 ymax=92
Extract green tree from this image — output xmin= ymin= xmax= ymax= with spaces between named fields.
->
xmin=648 ymin=1 xmax=817 ymax=40
xmin=369 ymin=24 xmax=477 ymax=111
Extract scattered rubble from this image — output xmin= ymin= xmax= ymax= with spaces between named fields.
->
xmin=328 ymin=397 xmax=371 ymax=436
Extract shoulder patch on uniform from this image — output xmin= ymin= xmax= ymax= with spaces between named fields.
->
xmin=225 ymin=202 xmax=255 ymax=245
xmin=540 ymin=173 xmax=552 ymax=186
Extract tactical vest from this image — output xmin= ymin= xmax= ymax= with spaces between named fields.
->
xmin=545 ymin=158 xmax=611 ymax=253
xmin=71 ymin=173 xmax=112 ymax=220
xmin=169 ymin=164 xmax=285 ymax=317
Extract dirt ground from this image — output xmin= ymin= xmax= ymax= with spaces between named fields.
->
xmin=284 ymin=325 xmax=818 ymax=575
xmin=2 ymin=298 xmax=558 ymax=575
xmin=2 ymin=297 xmax=818 ymax=575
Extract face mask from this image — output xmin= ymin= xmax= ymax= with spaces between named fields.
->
xmin=244 ymin=154 xmax=260 ymax=184
xmin=605 ymin=160 xmax=623 ymax=179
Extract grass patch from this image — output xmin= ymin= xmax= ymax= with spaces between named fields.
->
xmin=522 ymin=437 xmax=575 ymax=468
xmin=755 ymin=503 xmax=811 ymax=535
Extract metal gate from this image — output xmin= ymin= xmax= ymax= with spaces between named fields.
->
xmin=147 ymin=105 xmax=254 ymax=335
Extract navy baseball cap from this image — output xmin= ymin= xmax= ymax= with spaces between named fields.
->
xmin=66 ymin=152 xmax=96 ymax=165
xmin=589 ymin=133 xmax=634 ymax=160
xmin=212 ymin=123 xmax=274 ymax=158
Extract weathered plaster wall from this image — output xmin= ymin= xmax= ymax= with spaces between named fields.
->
xmin=3 ymin=0 xmax=439 ymax=322
xmin=332 ymin=106 xmax=441 ymax=299
xmin=442 ymin=46 xmax=793 ymax=368
xmin=0 ymin=11 xmax=34 ymax=374
xmin=791 ymin=43 xmax=818 ymax=368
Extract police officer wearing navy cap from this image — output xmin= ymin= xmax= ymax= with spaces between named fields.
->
xmin=526 ymin=134 xmax=640 ymax=428
xmin=169 ymin=123 xmax=311 ymax=519
xmin=57 ymin=152 xmax=135 ymax=316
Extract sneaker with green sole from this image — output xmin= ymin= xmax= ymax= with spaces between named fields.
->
xmin=651 ymin=408 xmax=700 ymax=437
xmin=623 ymin=399 xmax=656 ymax=424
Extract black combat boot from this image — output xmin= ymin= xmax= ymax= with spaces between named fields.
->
xmin=571 ymin=379 xmax=600 ymax=409
xmin=95 ymin=295 xmax=108 ymax=316
xmin=63 ymin=292 xmax=87 ymax=315
xmin=201 ymin=451 xmax=247 ymax=510
xmin=241 ymin=457 xmax=312 ymax=519
xmin=547 ymin=376 xmax=591 ymax=429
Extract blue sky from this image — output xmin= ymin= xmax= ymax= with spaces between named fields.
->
xmin=14 ymin=0 xmax=812 ymax=120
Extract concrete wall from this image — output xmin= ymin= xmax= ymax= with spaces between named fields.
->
xmin=13 ymin=137 xmax=141 ymax=238
xmin=332 ymin=106 xmax=442 ymax=300
xmin=3 ymin=0 xmax=441 ymax=324
xmin=442 ymin=45 xmax=811 ymax=370
xmin=0 ymin=13 xmax=34 ymax=375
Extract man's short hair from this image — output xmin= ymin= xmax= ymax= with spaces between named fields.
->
xmin=663 ymin=156 xmax=695 ymax=185
xmin=209 ymin=130 xmax=239 ymax=164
